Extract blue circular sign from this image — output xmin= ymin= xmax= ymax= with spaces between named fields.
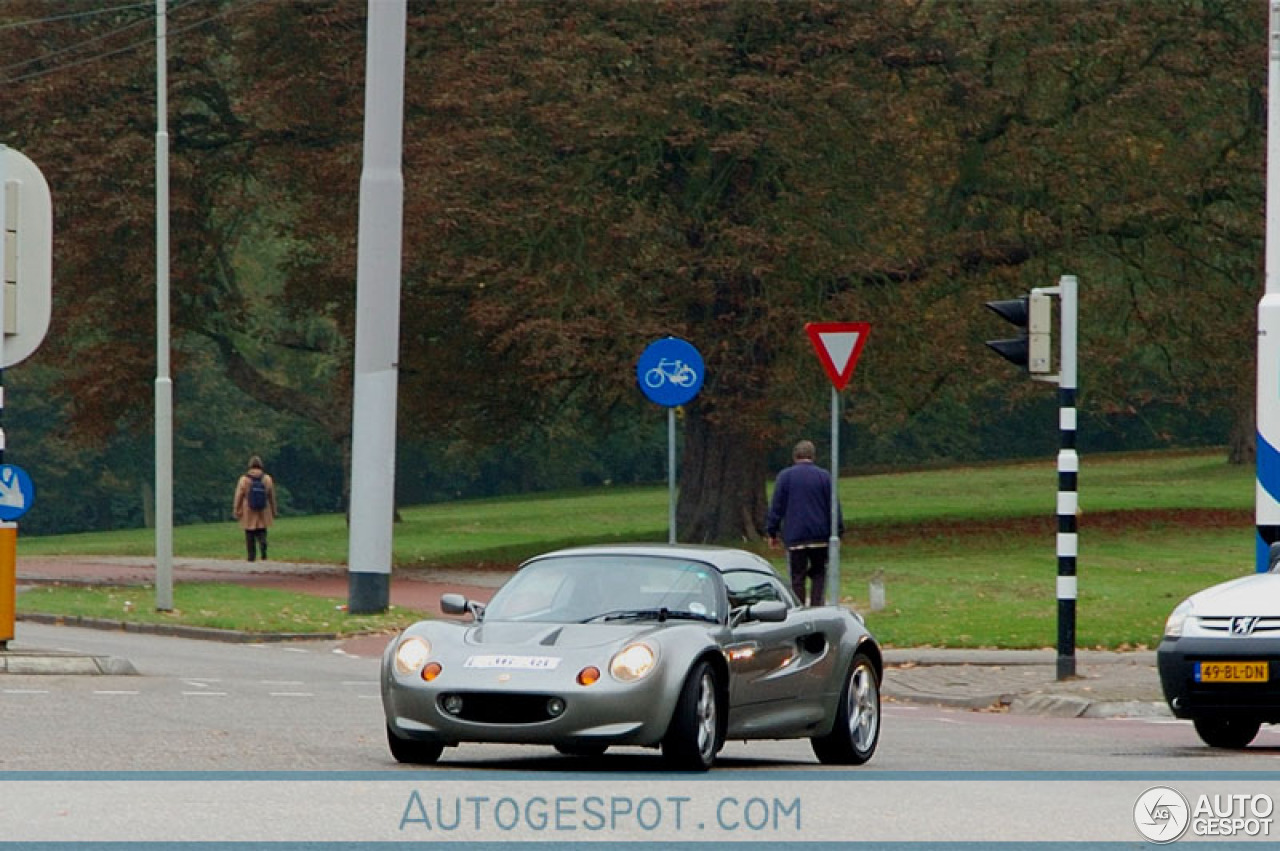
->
xmin=0 ymin=463 xmax=35 ymax=521
xmin=637 ymin=337 xmax=705 ymax=407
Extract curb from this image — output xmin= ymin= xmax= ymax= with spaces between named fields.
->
xmin=884 ymin=689 xmax=1172 ymax=718
xmin=16 ymin=612 xmax=341 ymax=644
xmin=0 ymin=649 xmax=137 ymax=676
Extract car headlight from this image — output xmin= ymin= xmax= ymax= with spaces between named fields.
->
xmin=1164 ymin=599 xmax=1193 ymax=638
xmin=610 ymin=642 xmax=657 ymax=682
xmin=394 ymin=636 xmax=432 ymax=675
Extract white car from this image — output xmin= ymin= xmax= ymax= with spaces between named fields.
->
xmin=1158 ymin=568 xmax=1280 ymax=748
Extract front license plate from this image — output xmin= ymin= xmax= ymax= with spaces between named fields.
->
xmin=1196 ymin=661 xmax=1269 ymax=683
xmin=464 ymin=655 xmax=561 ymax=670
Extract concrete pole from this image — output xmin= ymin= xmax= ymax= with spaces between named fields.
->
xmin=154 ymin=0 xmax=173 ymax=611
xmin=347 ymin=0 xmax=407 ymax=614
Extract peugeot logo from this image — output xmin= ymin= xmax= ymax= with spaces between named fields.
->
xmin=1231 ymin=616 xmax=1260 ymax=636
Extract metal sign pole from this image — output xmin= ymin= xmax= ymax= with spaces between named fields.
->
xmin=668 ymin=407 xmax=676 ymax=544
xmin=826 ymin=387 xmax=840 ymax=605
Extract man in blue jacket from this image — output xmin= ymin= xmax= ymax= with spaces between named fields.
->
xmin=766 ymin=439 xmax=844 ymax=606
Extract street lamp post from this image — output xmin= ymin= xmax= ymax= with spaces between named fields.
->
xmin=154 ymin=0 xmax=173 ymax=611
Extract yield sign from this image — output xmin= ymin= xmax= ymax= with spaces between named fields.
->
xmin=805 ymin=322 xmax=870 ymax=391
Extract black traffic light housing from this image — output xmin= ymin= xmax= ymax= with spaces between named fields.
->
xmin=985 ymin=292 xmax=1052 ymax=374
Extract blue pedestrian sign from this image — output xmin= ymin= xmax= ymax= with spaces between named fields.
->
xmin=0 ymin=464 xmax=34 ymax=521
xmin=637 ymin=337 xmax=705 ymax=407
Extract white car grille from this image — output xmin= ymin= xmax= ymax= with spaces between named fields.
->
xmin=1197 ymin=615 xmax=1280 ymax=636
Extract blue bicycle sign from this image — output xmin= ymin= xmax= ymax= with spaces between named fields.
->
xmin=637 ymin=338 xmax=704 ymax=407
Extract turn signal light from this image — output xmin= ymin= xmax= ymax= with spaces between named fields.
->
xmin=577 ymin=666 xmax=601 ymax=686
xmin=421 ymin=662 xmax=442 ymax=682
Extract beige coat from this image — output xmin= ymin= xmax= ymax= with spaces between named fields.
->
xmin=233 ymin=471 xmax=277 ymax=530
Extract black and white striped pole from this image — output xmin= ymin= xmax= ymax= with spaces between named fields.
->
xmin=1053 ymin=274 xmax=1079 ymax=680
xmin=986 ymin=274 xmax=1079 ymax=681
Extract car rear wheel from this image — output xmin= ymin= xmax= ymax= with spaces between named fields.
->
xmin=1193 ymin=717 xmax=1261 ymax=749
xmin=387 ymin=725 xmax=444 ymax=764
xmin=662 ymin=661 xmax=721 ymax=771
xmin=811 ymin=652 xmax=880 ymax=765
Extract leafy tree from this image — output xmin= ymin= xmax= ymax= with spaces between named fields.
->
xmin=0 ymin=0 xmax=1269 ymax=543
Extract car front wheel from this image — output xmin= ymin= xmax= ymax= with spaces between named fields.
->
xmin=811 ymin=652 xmax=880 ymax=765
xmin=1193 ymin=717 xmax=1261 ymax=749
xmin=662 ymin=661 xmax=721 ymax=771
xmin=387 ymin=725 xmax=445 ymax=764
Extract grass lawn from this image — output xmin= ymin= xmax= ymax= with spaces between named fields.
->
xmin=843 ymin=526 xmax=1250 ymax=649
xmin=16 ymin=583 xmax=424 ymax=637
xmin=13 ymin=448 xmax=1260 ymax=648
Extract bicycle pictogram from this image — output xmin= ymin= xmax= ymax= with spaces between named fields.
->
xmin=643 ymin=358 xmax=698 ymax=390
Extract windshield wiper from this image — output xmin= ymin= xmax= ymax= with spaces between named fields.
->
xmin=580 ymin=608 xmax=717 ymax=624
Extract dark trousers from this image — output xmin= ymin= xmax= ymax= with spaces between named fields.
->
xmin=245 ymin=529 xmax=268 ymax=562
xmin=788 ymin=546 xmax=828 ymax=607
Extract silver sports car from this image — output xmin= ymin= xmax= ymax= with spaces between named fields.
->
xmin=381 ymin=544 xmax=882 ymax=771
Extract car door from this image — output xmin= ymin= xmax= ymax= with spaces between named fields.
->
xmin=721 ymin=570 xmax=826 ymax=735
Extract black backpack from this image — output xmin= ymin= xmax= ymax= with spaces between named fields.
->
xmin=247 ymin=475 xmax=268 ymax=511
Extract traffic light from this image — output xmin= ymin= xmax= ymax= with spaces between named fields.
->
xmin=985 ymin=291 xmax=1051 ymax=374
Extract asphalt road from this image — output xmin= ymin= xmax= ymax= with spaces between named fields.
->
xmin=4 ymin=622 xmax=1278 ymax=773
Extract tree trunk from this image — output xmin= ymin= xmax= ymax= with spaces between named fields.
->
xmin=140 ymin=480 xmax=154 ymax=530
xmin=1229 ymin=390 xmax=1256 ymax=466
xmin=676 ymin=405 xmax=768 ymax=543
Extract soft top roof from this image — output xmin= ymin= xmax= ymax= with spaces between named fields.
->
xmin=522 ymin=543 xmax=778 ymax=576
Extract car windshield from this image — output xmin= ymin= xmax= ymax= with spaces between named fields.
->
xmin=483 ymin=555 xmax=723 ymax=624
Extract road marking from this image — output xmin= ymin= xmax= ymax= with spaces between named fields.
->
xmin=281 ymin=647 xmax=310 ymax=654
xmin=3 ymin=689 xmax=48 ymax=694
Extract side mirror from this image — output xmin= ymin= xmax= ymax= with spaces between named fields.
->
xmin=747 ymin=600 xmax=788 ymax=623
xmin=440 ymin=593 xmax=469 ymax=616
xmin=1270 ymin=542 xmax=1280 ymax=573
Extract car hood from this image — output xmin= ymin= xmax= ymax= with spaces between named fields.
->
xmin=462 ymin=621 xmax=664 ymax=649
xmin=1185 ymin=573 xmax=1280 ymax=615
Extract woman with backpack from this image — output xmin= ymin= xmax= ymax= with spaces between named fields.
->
xmin=233 ymin=455 xmax=278 ymax=562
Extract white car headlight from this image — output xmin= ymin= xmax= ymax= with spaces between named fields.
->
xmin=610 ymin=642 xmax=657 ymax=682
xmin=394 ymin=636 xmax=432 ymax=675
xmin=1164 ymin=599 xmax=1193 ymax=638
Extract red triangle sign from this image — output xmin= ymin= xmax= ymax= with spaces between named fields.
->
xmin=805 ymin=322 xmax=870 ymax=391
